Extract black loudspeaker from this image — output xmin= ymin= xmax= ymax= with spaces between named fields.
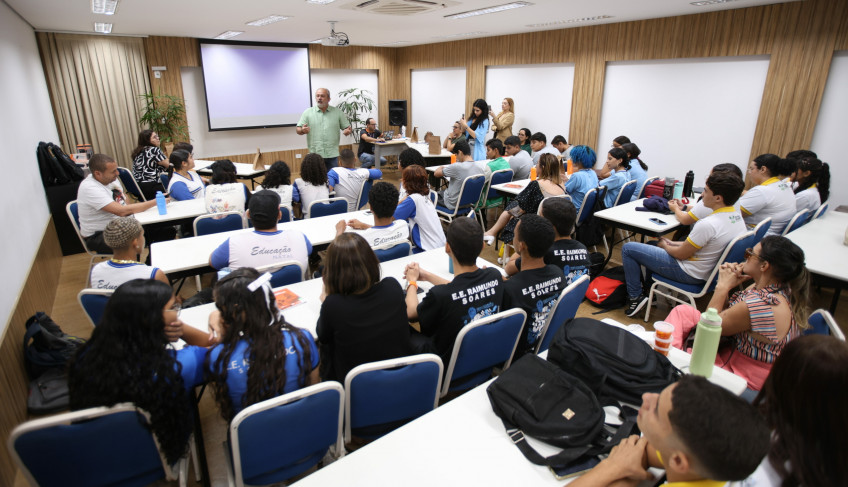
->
xmin=388 ymin=99 xmax=407 ymax=126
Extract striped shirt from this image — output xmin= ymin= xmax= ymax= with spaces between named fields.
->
xmin=731 ymin=284 xmax=800 ymax=363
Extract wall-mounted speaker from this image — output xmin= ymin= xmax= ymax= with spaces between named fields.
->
xmin=388 ymin=99 xmax=407 ymax=126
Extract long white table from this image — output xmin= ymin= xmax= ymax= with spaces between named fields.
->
xmin=288 ymin=318 xmax=746 ymax=487
xmin=373 ymin=139 xmax=453 ymax=170
xmin=134 ymin=198 xmax=207 ymax=225
xmin=194 ymin=159 xmax=269 ymax=188
xmin=491 ymin=178 xmax=531 ymax=196
xmin=593 ymin=198 xmax=681 ymax=265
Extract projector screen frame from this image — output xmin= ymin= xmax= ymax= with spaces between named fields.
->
xmin=197 ymin=38 xmax=313 ymax=132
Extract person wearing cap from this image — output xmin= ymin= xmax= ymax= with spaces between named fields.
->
xmin=209 ymin=190 xmax=312 ymax=275
xmin=89 ymin=217 xmax=169 ymax=289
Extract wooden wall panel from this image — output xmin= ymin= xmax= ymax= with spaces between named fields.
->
xmin=0 ymin=220 xmax=62 ymax=484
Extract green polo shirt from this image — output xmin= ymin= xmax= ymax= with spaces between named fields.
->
xmin=297 ymin=105 xmax=351 ymax=159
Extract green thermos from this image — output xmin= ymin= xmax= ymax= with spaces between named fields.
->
xmin=689 ymin=308 xmax=723 ymax=378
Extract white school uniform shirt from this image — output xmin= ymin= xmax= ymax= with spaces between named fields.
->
xmin=346 ymin=220 xmax=410 ymax=248
xmin=209 ymin=229 xmax=312 ymax=272
xmin=294 ymin=179 xmax=330 ymax=214
xmin=794 ymin=184 xmax=820 ymax=213
xmin=394 ymin=193 xmax=446 ymax=251
xmin=686 ymin=199 xmax=741 ymax=221
xmin=89 ymin=261 xmax=159 ymax=289
xmin=328 ymin=167 xmax=382 ymax=212
xmin=255 ymin=184 xmax=294 ymax=209
xmin=167 ymin=171 xmax=205 ymax=199
xmin=76 ymin=175 xmax=127 ymax=237
xmin=205 ymin=183 xmax=246 ymax=214
xmin=737 ymin=177 xmax=796 ymax=236
xmin=678 ymin=206 xmax=747 ymax=281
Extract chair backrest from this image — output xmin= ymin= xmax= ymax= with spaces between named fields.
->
xmin=534 ymin=275 xmax=591 ymax=354
xmin=452 ymin=174 xmax=487 ymax=212
xmin=373 ymin=241 xmax=412 ymax=262
xmin=537 ymin=194 xmax=572 ymax=215
xmin=752 ymin=217 xmax=772 ymax=244
xmin=158 ymin=173 xmax=169 ymax=189
xmin=65 ymin=200 xmax=100 ymax=256
xmin=575 ymin=187 xmax=598 ymax=225
xmin=229 ymin=382 xmax=344 ymax=487
xmin=117 ymin=167 xmax=145 ymax=201
xmin=614 ymin=179 xmax=638 ymax=207
xmin=485 ymin=169 xmax=514 ymax=200
xmin=805 ymin=309 xmax=845 ymax=340
xmin=356 ymin=178 xmax=375 ymax=211
xmin=781 ymin=209 xmax=811 ymax=236
xmin=637 ymin=176 xmax=661 ymax=199
xmin=344 ymin=354 xmax=443 ymax=443
xmin=429 ymin=190 xmax=438 ymax=205
xmin=254 ymin=261 xmax=304 ymax=287
xmin=78 ymin=288 xmax=113 ymax=327
xmin=442 ymin=308 xmax=527 ymax=397
xmin=8 ymin=403 xmax=178 ymax=487
xmin=306 ymin=197 xmax=348 ymax=219
xmin=701 ymin=231 xmax=755 ymax=291
xmin=812 ymin=202 xmax=828 ymax=220
xmin=193 ymin=211 xmax=245 ymax=237
xmin=247 ymin=205 xmax=291 ymax=228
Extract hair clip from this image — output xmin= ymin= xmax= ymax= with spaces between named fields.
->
xmin=247 ymin=272 xmax=272 ymax=292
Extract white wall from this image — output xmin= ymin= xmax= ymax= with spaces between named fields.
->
xmin=486 ymin=63 xmax=575 ymax=144
xmin=597 ymin=56 xmax=770 ymax=179
xmin=182 ymin=67 xmax=378 ymax=157
xmin=811 ymin=51 xmax=848 ymax=207
xmin=0 ymin=4 xmax=59 ymax=336
xmin=411 ymin=68 xmax=466 ymax=139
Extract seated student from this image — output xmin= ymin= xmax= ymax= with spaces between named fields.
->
xmin=76 ymin=153 xmax=164 ymax=254
xmin=518 ymin=127 xmax=533 ymax=155
xmin=670 ymin=163 xmax=744 ymax=225
xmin=210 ymin=190 xmax=312 ymax=274
xmin=255 ymin=160 xmax=297 ymax=210
xmin=503 ymin=135 xmax=533 ymax=180
xmin=529 ymin=132 xmax=560 ymax=165
xmin=737 ymin=154 xmax=796 ymax=235
xmin=551 ymin=134 xmax=571 ymax=160
xmin=316 ymin=233 xmax=412 ymax=383
xmin=435 ymin=139 xmax=485 ymax=211
xmin=481 ymin=138 xmax=512 ymax=207
xmin=623 ymin=171 xmax=746 ymax=317
xmin=570 ymin=375 xmax=769 ymax=487
xmin=791 ymin=155 xmax=830 ymax=213
xmin=328 ymin=148 xmax=382 ymax=212
xmin=293 ymin=153 xmax=331 ymax=214
xmin=403 ymin=218 xmax=504 ymax=364
xmin=621 ymin=142 xmax=650 ymax=202
xmin=166 ymin=149 xmax=206 ymax=201
xmin=598 ymin=147 xmax=631 ymax=208
xmin=204 ymin=159 xmax=250 ymax=215
xmin=397 ymin=148 xmax=426 ymax=200
xmin=564 ymin=145 xmax=600 ymax=213
xmin=664 ymin=235 xmax=809 ymax=392
xmin=89 ymin=217 xmax=169 ymax=289
xmin=443 ymin=120 xmax=466 ymax=153
xmin=206 ymin=268 xmax=319 ymax=419
xmin=731 ymin=335 xmax=848 ymax=487
xmin=502 ymin=214 xmax=565 ymax=355
xmin=69 ymin=280 xmax=221 ymax=466
xmin=338 ymin=181 xmax=410 ymax=249
xmin=357 ymin=117 xmax=387 ymax=168
xmin=172 ymin=141 xmax=193 ymax=153
xmin=505 ymin=198 xmax=590 ymax=284
xmin=394 ymin=165 xmax=446 ymax=252
xmin=612 ymin=135 xmax=630 ymax=148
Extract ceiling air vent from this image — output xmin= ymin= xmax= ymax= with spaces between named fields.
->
xmin=343 ymin=0 xmax=457 ymax=16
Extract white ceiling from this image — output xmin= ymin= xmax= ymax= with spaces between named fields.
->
xmin=8 ymin=0 xmax=798 ymax=47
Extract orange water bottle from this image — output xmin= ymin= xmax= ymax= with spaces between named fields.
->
xmin=450 ymin=154 xmax=457 ymax=164
xmin=530 ymin=166 xmax=537 ymax=180
xmin=567 ymin=159 xmax=574 ymax=175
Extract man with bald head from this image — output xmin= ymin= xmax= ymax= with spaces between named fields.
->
xmin=297 ymin=87 xmax=352 ymax=171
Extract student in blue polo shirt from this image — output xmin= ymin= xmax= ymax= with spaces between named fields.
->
xmin=565 ymin=145 xmax=600 ymax=213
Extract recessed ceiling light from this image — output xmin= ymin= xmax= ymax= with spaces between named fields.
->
xmin=526 ymin=15 xmax=613 ymax=28
xmin=306 ymin=0 xmax=338 ymax=5
xmin=246 ymin=15 xmax=290 ymax=27
xmin=435 ymin=31 xmax=488 ymax=39
xmin=445 ymin=2 xmax=531 ymax=20
xmin=214 ymin=31 xmax=244 ymax=40
xmin=691 ymin=0 xmax=742 ymax=5
xmin=91 ymin=0 xmax=117 ymax=15
xmin=93 ymin=22 xmax=113 ymax=33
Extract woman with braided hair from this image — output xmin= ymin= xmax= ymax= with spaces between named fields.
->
xmin=206 ymin=267 xmax=319 ymax=420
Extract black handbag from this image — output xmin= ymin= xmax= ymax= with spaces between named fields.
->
xmin=27 ymin=368 xmax=70 ymax=415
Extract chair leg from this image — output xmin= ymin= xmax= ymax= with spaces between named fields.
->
xmin=645 ymin=282 xmax=657 ymax=323
xmin=190 ymin=435 xmax=201 ymax=482
xmin=196 ymin=275 xmax=202 ymax=293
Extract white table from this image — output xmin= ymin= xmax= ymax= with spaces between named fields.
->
xmin=785 ymin=209 xmax=848 ymax=312
xmin=151 ymin=210 xmax=374 ymax=278
xmin=491 ymin=178 xmax=531 ymax=196
xmin=593 ymin=198 xmax=681 ymax=265
xmin=194 ymin=159 xmax=269 ymax=188
xmin=134 ymin=198 xmax=207 ymax=225
xmin=372 ymin=139 xmax=454 ymax=170
xmin=288 ymin=318 xmax=745 ymax=487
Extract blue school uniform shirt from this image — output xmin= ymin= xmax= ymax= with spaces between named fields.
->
xmin=565 ymin=169 xmax=599 ymax=213
xmin=172 ymin=346 xmax=207 ymax=390
xmin=626 ymin=161 xmax=648 ymax=201
xmin=599 ymin=170 xmax=628 ymax=208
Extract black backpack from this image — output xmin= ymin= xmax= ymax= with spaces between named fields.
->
xmin=574 ymin=186 xmax=607 ymax=247
xmin=23 ymin=312 xmax=86 ymax=380
xmin=36 ymin=141 xmax=85 ymax=188
xmin=548 ymin=317 xmax=682 ymax=405
xmin=487 ymin=354 xmax=637 ymax=470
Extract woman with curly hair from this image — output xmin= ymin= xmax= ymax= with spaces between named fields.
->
xmin=294 ymin=153 xmax=330 ymax=214
xmin=393 ymin=165 xmax=446 ymax=252
xmin=206 ymin=267 xmax=319 ymax=420
xmin=256 ymin=160 xmax=297 ymax=209
xmin=68 ymin=279 xmax=210 ymax=465
xmin=131 ymin=129 xmax=169 ymax=200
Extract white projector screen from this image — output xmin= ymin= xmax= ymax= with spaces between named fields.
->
xmin=199 ymin=41 xmax=312 ymax=130
xmin=411 ymin=68 xmax=467 ymax=138
xmin=811 ymin=51 xmax=848 ymax=207
xmin=597 ymin=56 xmax=770 ymax=181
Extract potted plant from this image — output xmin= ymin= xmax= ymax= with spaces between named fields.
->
xmin=137 ymin=92 xmax=189 ymax=152
xmin=335 ymin=88 xmax=375 ymax=143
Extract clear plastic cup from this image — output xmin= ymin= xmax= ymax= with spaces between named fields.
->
xmin=653 ymin=338 xmax=671 ymax=356
xmin=654 ymin=321 xmax=674 ymax=341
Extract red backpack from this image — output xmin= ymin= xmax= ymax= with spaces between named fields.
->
xmin=585 ymin=266 xmax=627 ymax=309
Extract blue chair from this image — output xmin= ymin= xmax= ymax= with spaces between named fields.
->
xmin=247 ymin=205 xmax=291 ymax=228
xmin=373 ymin=241 xmax=412 ymax=262
xmin=159 ymin=173 xmax=169 ymax=189
xmin=474 ymin=169 xmax=513 ymax=227
xmin=812 ymin=202 xmax=828 ymax=220
xmin=751 ymin=217 xmax=772 ymax=245
xmin=343 ymin=354 xmax=443 ymax=443
xmin=225 ymin=382 xmax=344 ymax=487
xmin=356 ymin=178 xmax=375 ymax=210
xmin=255 ymin=261 xmax=304 ymax=287
xmin=8 ymin=403 xmax=186 ymax=487
xmin=637 ymin=176 xmax=661 ymax=199
xmin=306 ymin=197 xmax=348 ymax=219
xmin=645 ymin=230 xmax=755 ymax=322
xmin=780 ymin=209 xmax=811 ymax=236
xmin=436 ymin=174 xmax=487 ymax=225
xmin=574 ymin=187 xmax=599 ymax=227
xmin=441 ymin=308 xmax=527 ymax=397
xmin=537 ymin=194 xmax=572 ymax=215
xmin=77 ymin=288 xmax=113 ymax=327
xmin=534 ymin=275 xmax=591 ymax=354
xmin=613 ymin=179 xmax=638 ymax=207
xmin=804 ymin=309 xmax=845 ymax=340
xmin=193 ymin=211 xmax=246 ymax=288
xmin=429 ymin=190 xmax=438 ymax=205
xmin=66 ymin=200 xmax=112 ymax=284
xmin=117 ymin=166 xmax=146 ymax=201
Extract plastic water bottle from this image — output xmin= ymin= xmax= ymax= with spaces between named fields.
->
xmin=155 ymin=191 xmax=167 ymax=215
xmin=689 ymin=308 xmax=723 ymax=378
xmin=530 ymin=166 xmax=537 ymax=181
xmin=682 ymin=171 xmax=695 ymax=198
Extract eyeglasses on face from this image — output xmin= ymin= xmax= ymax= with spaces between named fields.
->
xmin=744 ymin=248 xmax=764 ymax=261
xmin=168 ymin=302 xmax=182 ymax=317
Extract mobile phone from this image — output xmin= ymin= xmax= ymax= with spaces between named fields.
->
xmin=649 ymin=218 xmax=667 ymax=225
xmin=364 ymin=210 xmax=373 ymax=215
xmin=550 ymin=456 xmax=601 ymax=480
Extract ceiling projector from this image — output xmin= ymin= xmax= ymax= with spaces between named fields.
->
xmin=321 ymin=21 xmax=350 ymax=47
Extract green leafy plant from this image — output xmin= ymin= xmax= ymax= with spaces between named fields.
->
xmin=137 ymin=92 xmax=189 ymax=144
xmin=335 ymin=88 xmax=375 ymax=143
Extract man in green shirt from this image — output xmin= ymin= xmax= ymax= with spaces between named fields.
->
xmin=296 ymin=87 xmax=352 ymax=171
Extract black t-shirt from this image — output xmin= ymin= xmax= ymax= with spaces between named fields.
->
xmin=515 ymin=239 xmax=591 ymax=285
xmin=417 ymin=267 xmax=504 ymax=364
xmin=502 ymin=264 xmax=565 ymax=356
xmin=357 ymin=129 xmax=382 ymax=156
xmin=316 ymin=277 xmax=412 ymax=382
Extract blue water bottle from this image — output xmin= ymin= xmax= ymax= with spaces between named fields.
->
xmin=155 ymin=191 xmax=167 ymax=215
